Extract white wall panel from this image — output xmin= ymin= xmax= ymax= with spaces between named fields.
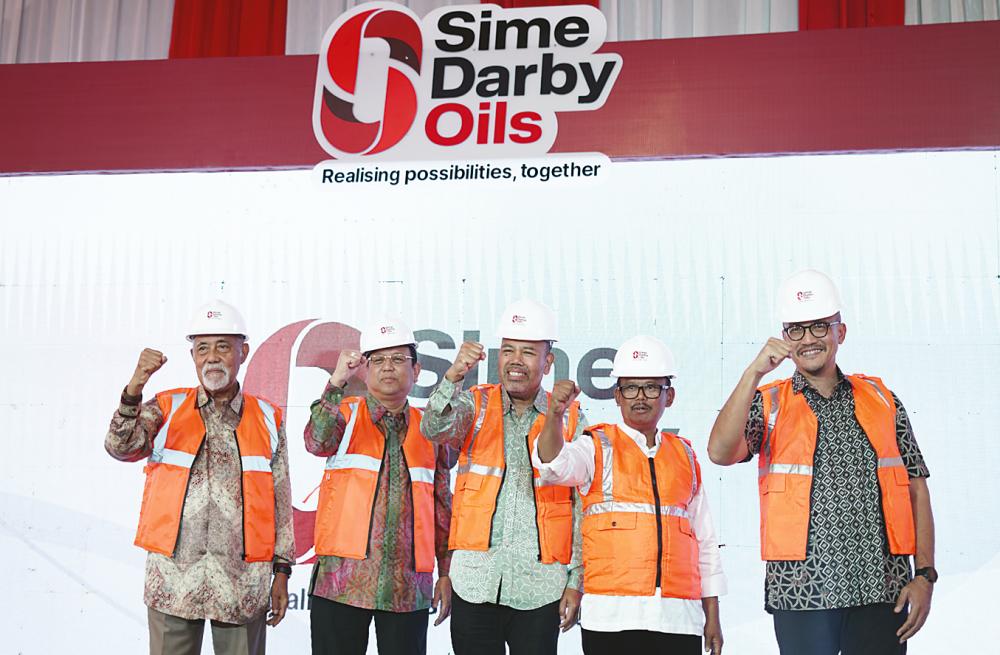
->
xmin=1 ymin=150 xmax=998 ymax=653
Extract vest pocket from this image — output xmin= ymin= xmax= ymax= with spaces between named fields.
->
xmin=460 ymin=474 xmax=483 ymax=491
xmin=596 ymin=512 xmax=636 ymax=530
xmin=761 ymin=474 xmax=785 ymax=494
xmin=677 ymin=517 xmax=694 ymax=536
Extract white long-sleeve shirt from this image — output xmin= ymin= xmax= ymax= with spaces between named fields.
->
xmin=532 ymin=423 xmax=727 ymax=635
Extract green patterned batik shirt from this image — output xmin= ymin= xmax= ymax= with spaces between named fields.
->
xmin=421 ymin=378 xmax=584 ymax=610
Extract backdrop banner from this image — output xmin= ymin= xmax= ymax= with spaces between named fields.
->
xmin=2 ymin=150 xmax=997 ymax=653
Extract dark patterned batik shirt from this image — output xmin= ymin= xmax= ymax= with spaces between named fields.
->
xmin=744 ymin=370 xmax=929 ymax=612
xmin=304 ymin=385 xmax=455 ymax=612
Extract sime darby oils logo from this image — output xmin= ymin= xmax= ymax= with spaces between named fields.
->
xmin=312 ymin=1 xmax=622 ymax=160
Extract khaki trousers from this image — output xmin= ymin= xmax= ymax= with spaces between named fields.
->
xmin=148 ymin=607 xmax=267 ymax=655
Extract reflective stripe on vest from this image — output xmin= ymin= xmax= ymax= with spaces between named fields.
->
xmin=757 ymin=374 xmax=916 ymax=560
xmin=581 ymin=424 xmax=702 ymax=599
xmin=150 ymin=391 xmax=188 ymax=463
xmin=314 ymin=399 xmax=437 ymax=572
xmin=448 ymin=384 xmax=576 ymax=564
xmin=135 ymin=388 xmax=279 ymax=562
xmin=584 ymin=501 xmax=691 ymax=519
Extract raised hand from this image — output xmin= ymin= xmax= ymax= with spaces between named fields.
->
xmin=330 ymin=349 xmax=366 ymax=388
xmin=749 ymin=337 xmax=793 ymax=376
xmin=548 ymin=379 xmax=580 ymax=417
xmin=126 ymin=348 xmax=167 ymax=397
xmin=445 ymin=341 xmax=486 ymax=383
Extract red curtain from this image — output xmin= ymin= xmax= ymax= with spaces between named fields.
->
xmin=799 ymin=0 xmax=904 ymax=29
xmin=488 ymin=1 xmax=600 ymax=8
xmin=169 ymin=0 xmax=288 ymax=58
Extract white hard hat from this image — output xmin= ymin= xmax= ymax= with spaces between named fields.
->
xmin=186 ymin=300 xmax=248 ymax=341
xmin=611 ymin=335 xmax=678 ymax=378
xmin=776 ymin=269 xmax=842 ymax=323
xmin=360 ymin=316 xmax=415 ymax=354
xmin=496 ymin=299 xmax=558 ymax=342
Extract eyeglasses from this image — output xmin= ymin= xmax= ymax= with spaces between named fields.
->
xmin=367 ymin=354 xmax=414 ymax=368
xmin=783 ymin=321 xmax=842 ymax=341
xmin=618 ymin=382 xmax=670 ymax=400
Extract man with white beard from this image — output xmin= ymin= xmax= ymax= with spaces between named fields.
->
xmin=106 ymin=300 xmax=295 ymax=655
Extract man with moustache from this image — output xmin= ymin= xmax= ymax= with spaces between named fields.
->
xmin=708 ymin=270 xmax=935 ymax=655
xmin=533 ymin=335 xmax=725 ymax=655
xmin=304 ymin=317 xmax=455 ymax=655
xmin=420 ymin=299 xmax=584 ymax=655
xmin=105 ymin=300 xmax=295 ymax=655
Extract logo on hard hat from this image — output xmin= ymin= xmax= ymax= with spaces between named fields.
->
xmin=511 ymin=314 xmax=527 ymax=324
xmin=796 ymin=290 xmax=814 ymax=302
xmin=207 ymin=310 xmax=223 ymax=319
xmin=380 ymin=325 xmax=396 ymax=334
xmin=632 ymin=350 xmax=648 ymax=360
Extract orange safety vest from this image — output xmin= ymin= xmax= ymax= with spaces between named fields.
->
xmin=134 ymin=388 xmax=281 ymax=562
xmin=581 ymin=423 xmax=702 ymax=599
xmin=449 ymin=384 xmax=579 ymax=564
xmin=757 ymin=374 xmax=916 ymax=561
xmin=314 ymin=398 xmax=437 ymax=573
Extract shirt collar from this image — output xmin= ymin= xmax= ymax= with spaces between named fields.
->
xmin=365 ymin=393 xmax=409 ymax=431
xmin=196 ymin=384 xmax=243 ymax=414
xmin=791 ymin=367 xmax=847 ymax=394
xmin=618 ymin=422 xmax=661 ymax=446
xmin=500 ymin=384 xmax=549 ymax=415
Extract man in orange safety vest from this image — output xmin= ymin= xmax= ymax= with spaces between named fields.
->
xmin=708 ymin=270 xmax=936 ymax=655
xmin=105 ymin=299 xmax=295 ymax=655
xmin=534 ymin=334 xmax=725 ymax=655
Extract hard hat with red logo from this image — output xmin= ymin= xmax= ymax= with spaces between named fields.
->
xmin=611 ymin=335 xmax=678 ymax=378
xmin=776 ymin=269 xmax=843 ymax=323
xmin=496 ymin=299 xmax=559 ymax=342
xmin=360 ymin=316 xmax=416 ymax=353
xmin=186 ymin=300 xmax=248 ymax=341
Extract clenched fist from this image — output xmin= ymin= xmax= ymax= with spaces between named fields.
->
xmin=330 ymin=349 xmax=366 ymax=388
xmin=548 ymin=379 xmax=580 ymax=417
xmin=127 ymin=348 xmax=167 ymax=397
xmin=445 ymin=341 xmax=486 ymax=384
xmin=749 ymin=337 xmax=793 ymax=377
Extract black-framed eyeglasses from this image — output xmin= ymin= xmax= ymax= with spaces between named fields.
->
xmin=368 ymin=354 xmax=414 ymax=368
xmin=783 ymin=321 xmax=842 ymax=341
xmin=618 ymin=382 xmax=670 ymax=400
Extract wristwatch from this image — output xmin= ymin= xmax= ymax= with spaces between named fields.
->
xmin=914 ymin=566 xmax=938 ymax=583
xmin=273 ymin=562 xmax=293 ymax=576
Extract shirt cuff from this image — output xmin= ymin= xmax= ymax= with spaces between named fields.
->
xmin=531 ymin=441 xmax=570 ymax=479
xmin=437 ymin=553 xmax=452 ymax=578
xmin=700 ymin=571 xmax=728 ymax=598
xmin=117 ymin=402 xmax=140 ymax=418
xmin=322 ymin=381 xmax=346 ymax=404
xmin=121 ymin=387 xmax=142 ymax=406
xmin=566 ymin=566 xmax=584 ymax=592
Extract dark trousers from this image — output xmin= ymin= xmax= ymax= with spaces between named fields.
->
xmin=310 ymin=595 xmax=428 ymax=655
xmin=581 ymin=628 xmax=700 ymax=655
xmin=773 ymin=603 xmax=908 ymax=655
xmin=450 ymin=591 xmax=560 ymax=655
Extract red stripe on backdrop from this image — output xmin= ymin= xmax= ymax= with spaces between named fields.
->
xmin=169 ymin=0 xmax=288 ymax=58
xmin=800 ymin=0 xmax=904 ymax=29
xmin=1 ymin=21 xmax=998 ymax=174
